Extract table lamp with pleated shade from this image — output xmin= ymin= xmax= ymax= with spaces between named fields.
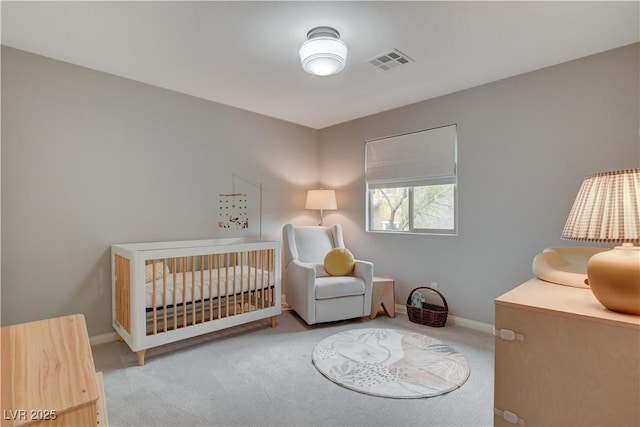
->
xmin=562 ymin=169 xmax=640 ymax=315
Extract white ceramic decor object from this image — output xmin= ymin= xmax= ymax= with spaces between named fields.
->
xmin=532 ymin=246 xmax=606 ymax=288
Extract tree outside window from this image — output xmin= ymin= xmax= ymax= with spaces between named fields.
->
xmin=369 ymin=184 xmax=455 ymax=233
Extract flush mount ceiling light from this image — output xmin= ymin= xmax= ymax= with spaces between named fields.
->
xmin=299 ymin=26 xmax=347 ymax=77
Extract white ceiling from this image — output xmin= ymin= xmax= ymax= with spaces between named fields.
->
xmin=2 ymin=1 xmax=639 ymax=129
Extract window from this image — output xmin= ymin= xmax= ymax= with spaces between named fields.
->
xmin=365 ymin=125 xmax=457 ymax=235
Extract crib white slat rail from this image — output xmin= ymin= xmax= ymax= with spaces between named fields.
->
xmin=112 ymin=238 xmax=281 ymax=366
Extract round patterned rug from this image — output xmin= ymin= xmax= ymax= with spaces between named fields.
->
xmin=312 ymin=328 xmax=470 ymax=398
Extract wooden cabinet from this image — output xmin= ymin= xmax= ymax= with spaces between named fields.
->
xmin=494 ymin=279 xmax=640 ymax=426
xmin=1 ymin=315 xmax=108 ymax=427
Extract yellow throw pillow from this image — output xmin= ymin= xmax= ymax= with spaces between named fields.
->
xmin=324 ymin=248 xmax=355 ymax=276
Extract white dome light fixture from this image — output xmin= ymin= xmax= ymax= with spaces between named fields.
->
xmin=299 ymin=26 xmax=347 ymax=77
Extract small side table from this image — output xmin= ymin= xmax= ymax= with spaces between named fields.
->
xmin=370 ymin=276 xmax=396 ymax=319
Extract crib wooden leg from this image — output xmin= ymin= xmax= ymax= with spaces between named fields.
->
xmin=270 ymin=316 xmax=277 ymax=328
xmin=137 ymin=350 xmax=146 ymax=366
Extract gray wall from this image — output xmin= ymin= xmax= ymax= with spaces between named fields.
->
xmin=2 ymin=43 xmax=639 ymax=334
xmin=1 ymin=46 xmax=319 ymax=335
xmin=318 ymin=43 xmax=640 ymax=325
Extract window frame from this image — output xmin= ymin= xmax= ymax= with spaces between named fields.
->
xmin=365 ymin=125 xmax=458 ymax=236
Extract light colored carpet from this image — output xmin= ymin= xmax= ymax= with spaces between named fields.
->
xmin=312 ymin=328 xmax=470 ymax=398
xmin=92 ymin=309 xmax=494 ymax=426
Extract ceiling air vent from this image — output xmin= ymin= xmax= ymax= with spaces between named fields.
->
xmin=367 ymin=49 xmax=414 ymax=71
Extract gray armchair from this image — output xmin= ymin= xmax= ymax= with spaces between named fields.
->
xmin=282 ymin=224 xmax=373 ymax=325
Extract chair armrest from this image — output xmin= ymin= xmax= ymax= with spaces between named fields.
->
xmin=285 ymin=259 xmax=318 ymax=323
xmin=289 ymin=259 xmax=316 ymax=285
xmin=353 ymin=260 xmax=373 ymax=281
xmin=353 ymin=260 xmax=374 ymax=316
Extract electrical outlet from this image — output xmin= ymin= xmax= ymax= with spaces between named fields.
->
xmin=430 ymin=282 xmax=438 ymax=290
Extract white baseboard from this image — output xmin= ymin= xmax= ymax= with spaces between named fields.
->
xmin=90 ymin=305 xmax=494 ymax=346
xmin=395 ymin=304 xmax=494 ymax=335
xmin=90 ymin=331 xmax=119 ymax=346
xmin=445 ymin=315 xmax=494 ymax=334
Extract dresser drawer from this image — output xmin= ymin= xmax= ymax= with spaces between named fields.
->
xmin=495 ymin=303 xmax=639 ymax=426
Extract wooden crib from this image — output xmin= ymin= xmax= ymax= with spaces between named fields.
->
xmin=111 ymin=238 xmax=281 ymax=366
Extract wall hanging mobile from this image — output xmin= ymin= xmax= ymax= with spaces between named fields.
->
xmin=218 ymin=172 xmax=264 ymax=238
xmin=218 ymin=192 xmax=248 ymax=230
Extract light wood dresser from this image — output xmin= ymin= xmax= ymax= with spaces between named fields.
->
xmin=494 ymin=278 xmax=640 ymax=426
xmin=1 ymin=314 xmax=108 ymax=427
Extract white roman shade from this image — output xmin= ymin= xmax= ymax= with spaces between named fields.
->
xmin=365 ymin=125 xmax=457 ymax=189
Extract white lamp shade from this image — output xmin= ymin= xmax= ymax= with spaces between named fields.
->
xmin=305 ymin=190 xmax=337 ymax=210
xmin=562 ymin=168 xmax=640 ymax=242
